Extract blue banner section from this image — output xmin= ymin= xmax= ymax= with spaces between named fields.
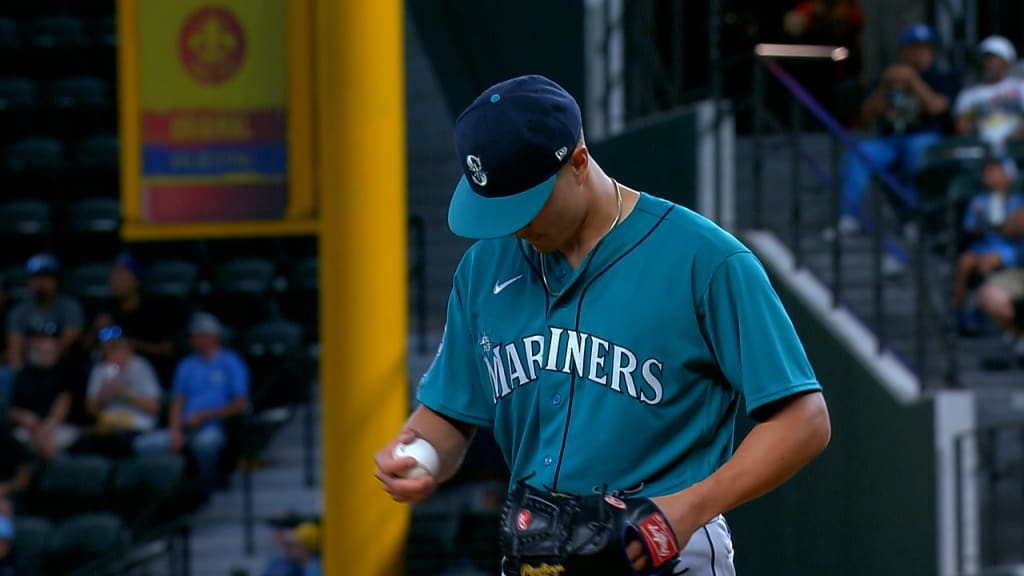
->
xmin=142 ymin=144 xmax=287 ymax=177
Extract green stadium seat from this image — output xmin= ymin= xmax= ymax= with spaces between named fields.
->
xmin=11 ymin=515 xmax=51 ymax=576
xmin=0 ymin=200 xmax=54 ymax=262
xmin=26 ymin=455 xmax=113 ymax=519
xmin=142 ymin=259 xmax=199 ymax=301
xmin=42 ymin=513 xmax=125 ymax=576
xmin=28 ymin=15 xmax=88 ymax=49
xmin=109 ymin=454 xmax=187 ymax=536
xmin=1 ymin=265 xmax=29 ymax=303
xmin=242 ymin=319 xmax=307 ymax=410
xmin=208 ymin=258 xmax=277 ymax=328
xmin=48 ymin=75 xmax=106 ymax=109
xmin=0 ymin=77 xmax=35 ymax=109
xmin=64 ymin=261 xmax=113 ymax=317
xmin=4 ymin=137 xmax=63 ymax=172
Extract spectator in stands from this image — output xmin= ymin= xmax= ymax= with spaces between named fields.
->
xmin=955 ymin=156 xmax=1023 ymax=333
xmin=825 ymin=23 xmax=954 ymax=239
xmin=954 ymin=36 xmax=1024 ymax=154
xmin=6 ymin=322 xmax=78 ymax=461
xmin=262 ymin=513 xmax=308 ymax=576
xmin=6 ymin=254 xmax=84 ymax=372
xmin=85 ymin=252 xmax=177 ymax=387
xmin=0 ymin=422 xmax=31 ymax=572
xmin=75 ymin=326 xmax=162 ymax=458
xmin=976 ymin=198 xmax=1024 ymax=357
xmin=133 ymin=312 xmax=249 ymax=494
xmin=284 ymin=521 xmax=321 ymax=576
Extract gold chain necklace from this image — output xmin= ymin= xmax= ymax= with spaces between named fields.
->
xmin=540 ymin=179 xmax=623 ymax=297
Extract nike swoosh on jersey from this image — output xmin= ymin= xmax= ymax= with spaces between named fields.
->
xmin=493 ymin=274 xmax=524 ymax=294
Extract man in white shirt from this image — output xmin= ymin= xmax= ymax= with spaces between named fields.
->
xmin=955 ymin=35 xmax=1024 ymax=153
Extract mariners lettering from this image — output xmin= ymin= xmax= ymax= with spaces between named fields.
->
xmin=486 ymin=327 xmax=665 ymax=405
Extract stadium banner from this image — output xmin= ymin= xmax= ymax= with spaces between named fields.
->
xmin=118 ymin=0 xmax=316 ymax=239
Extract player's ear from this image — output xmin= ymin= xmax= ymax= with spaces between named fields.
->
xmin=570 ymin=145 xmax=589 ymax=185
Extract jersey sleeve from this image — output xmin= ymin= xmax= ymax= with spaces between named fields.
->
xmin=699 ymin=251 xmax=822 ymax=416
xmin=416 ymin=280 xmax=495 ymax=428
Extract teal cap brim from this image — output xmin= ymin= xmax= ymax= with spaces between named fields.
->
xmin=447 ymin=173 xmax=556 ymax=239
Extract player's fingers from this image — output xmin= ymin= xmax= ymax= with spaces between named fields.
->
xmin=397 ymin=429 xmax=417 ymax=444
xmin=377 ymin=456 xmax=419 ymax=476
xmin=625 ymin=540 xmax=646 ymax=570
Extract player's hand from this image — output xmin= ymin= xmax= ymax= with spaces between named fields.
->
xmin=374 ymin=430 xmax=439 ymax=504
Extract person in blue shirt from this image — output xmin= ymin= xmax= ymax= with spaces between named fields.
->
xmin=134 ymin=312 xmax=249 ymax=494
xmin=955 ymin=156 xmax=1024 ymax=333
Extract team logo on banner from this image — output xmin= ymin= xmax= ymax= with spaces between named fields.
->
xmin=179 ymin=6 xmax=247 ymax=85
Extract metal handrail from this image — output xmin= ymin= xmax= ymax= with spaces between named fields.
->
xmin=952 ymin=419 xmax=1024 ymax=572
xmin=751 ymin=46 xmax=959 ymax=389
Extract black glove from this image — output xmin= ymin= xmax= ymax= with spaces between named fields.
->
xmin=499 ymin=482 xmax=682 ymax=576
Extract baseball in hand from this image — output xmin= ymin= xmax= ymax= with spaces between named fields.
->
xmin=393 ymin=438 xmax=440 ymax=479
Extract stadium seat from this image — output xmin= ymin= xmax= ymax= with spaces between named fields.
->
xmin=28 ymin=15 xmax=88 ymax=49
xmin=64 ymin=261 xmax=113 ymax=318
xmin=42 ymin=513 xmax=126 ymax=575
xmin=141 ymin=259 xmax=200 ymax=324
xmin=0 ymin=18 xmax=19 ymax=49
xmin=0 ymin=200 xmax=54 ymax=262
xmin=241 ymin=319 xmax=307 ymax=410
xmin=46 ymin=75 xmax=111 ymax=139
xmin=1 ymin=265 xmax=29 ymax=303
xmin=11 ymin=515 xmax=51 ymax=576
xmin=26 ymin=455 xmax=113 ymax=519
xmin=109 ymin=454 xmax=187 ymax=536
xmin=4 ymin=136 xmax=63 ymax=172
xmin=48 ymin=75 xmax=106 ymax=109
xmin=64 ymin=197 xmax=121 ymax=263
xmin=208 ymin=258 xmax=277 ymax=328
xmin=72 ymin=135 xmax=119 ymax=199
xmin=67 ymin=196 xmax=120 ymax=233
xmin=0 ymin=77 xmax=35 ymax=144
xmin=282 ymin=256 xmax=318 ymax=341
xmin=0 ymin=199 xmax=50 ymax=235
xmin=141 ymin=258 xmax=199 ymax=301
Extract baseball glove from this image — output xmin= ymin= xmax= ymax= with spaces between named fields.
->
xmin=499 ymin=482 xmax=682 ymax=576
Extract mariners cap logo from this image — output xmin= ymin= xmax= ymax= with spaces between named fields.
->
xmin=467 ymin=155 xmax=488 ymax=186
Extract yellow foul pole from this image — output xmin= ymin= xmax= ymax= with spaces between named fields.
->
xmin=317 ymin=0 xmax=409 ymax=574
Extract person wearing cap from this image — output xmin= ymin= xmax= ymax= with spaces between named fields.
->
xmin=825 ymin=22 xmax=955 ymax=239
xmin=955 ymin=156 xmax=1024 ymax=334
xmin=83 ymin=326 xmax=161 ymax=436
xmin=85 ymin=252 xmax=178 ymax=387
xmin=954 ymin=35 xmax=1024 ymax=153
xmin=375 ymin=75 xmax=830 ymax=574
xmin=133 ymin=312 xmax=249 ymax=495
xmin=6 ymin=253 xmax=85 ymax=372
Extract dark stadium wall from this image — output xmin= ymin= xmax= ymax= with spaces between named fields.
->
xmin=406 ymin=0 xmax=586 ymax=122
xmin=727 ymin=269 xmax=938 ymax=575
xmin=589 ymin=109 xmax=699 ymax=210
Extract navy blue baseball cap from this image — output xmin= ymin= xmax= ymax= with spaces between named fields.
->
xmin=899 ymin=23 xmax=936 ymax=48
xmin=448 ymin=75 xmax=583 ymax=239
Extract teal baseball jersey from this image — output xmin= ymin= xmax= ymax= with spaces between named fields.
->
xmin=418 ymin=193 xmax=821 ymax=497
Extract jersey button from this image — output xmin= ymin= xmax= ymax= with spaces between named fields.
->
xmin=543 ymin=456 xmax=553 ymax=466
xmin=551 ymin=393 xmax=562 ymax=406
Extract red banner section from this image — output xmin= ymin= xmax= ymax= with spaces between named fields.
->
xmin=143 ymin=182 xmax=287 ymax=223
xmin=143 ymin=109 xmax=287 ymax=146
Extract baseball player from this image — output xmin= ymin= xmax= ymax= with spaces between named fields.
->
xmin=375 ymin=75 xmax=831 ymax=575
